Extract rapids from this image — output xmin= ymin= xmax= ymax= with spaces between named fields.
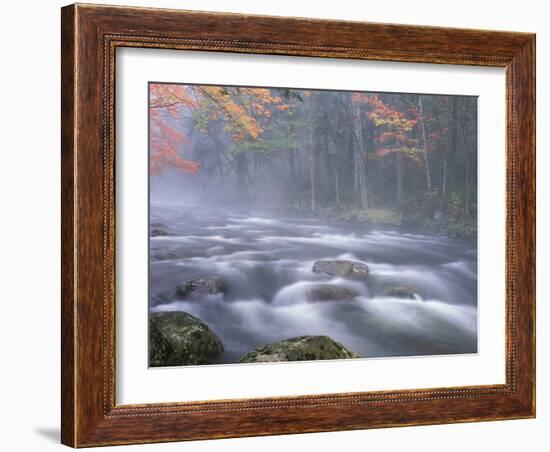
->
xmin=150 ymin=203 xmax=478 ymax=364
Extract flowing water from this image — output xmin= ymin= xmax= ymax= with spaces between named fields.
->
xmin=150 ymin=202 xmax=478 ymax=364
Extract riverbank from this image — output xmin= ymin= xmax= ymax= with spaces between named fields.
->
xmin=287 ymin=205 xmax=476 ymax=239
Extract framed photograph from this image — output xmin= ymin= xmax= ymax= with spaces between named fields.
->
xmin=61 ymin=3 xmax=535 ymax=447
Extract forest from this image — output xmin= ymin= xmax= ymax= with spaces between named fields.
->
xmin=149 ymin=83 xmax=478 ymax=237
xmin=148 ymin=82 xmax=479 ymax=366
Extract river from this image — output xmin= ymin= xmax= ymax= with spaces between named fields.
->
xmin=150 ymin=202 xmax=478 ymax=364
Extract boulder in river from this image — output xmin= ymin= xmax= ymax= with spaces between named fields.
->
xmin=152 ymin=251 xmax=177 ymax=261
xmin=237 ymin=335 xmax=361 ymax=363
xmin=149 ymin=320 xmax=176 ymax=366
xmin=312 ymin=260 xmax=369 ymax=277
xmin=385 ymin=286 xmax=419 ymax=300
xmin=307 ymin=284 xmax=357 ymax=302
xmin=176 ymin=276 xmax=226 ymax=299
xmin=149 ymin=311 xmax=224 ymax=366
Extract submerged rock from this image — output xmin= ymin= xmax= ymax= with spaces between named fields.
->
xmin=151 ymin=228 xmax=169 ymax=237
xmin=176 ymin=276 xmax=226 ymax=299
xmin=237 ymin=336 xmax=361 ymax=363
xmin=307 ymin=284 xmax=357 ymax=302
xmin=149 ymin=311 xmax=223 ymax=367
xmin=385 ymin=286 xmax=419 ymax=300
xmin=312 ymin=260 xmax=369 ymax=277
xmin=152 ymin=251 xmax=177 ymax=261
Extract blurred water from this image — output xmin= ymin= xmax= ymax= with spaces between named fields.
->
xmin=149 ymin=203 xmax=478 ymax=364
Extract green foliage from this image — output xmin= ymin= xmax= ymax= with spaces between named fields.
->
xmin=301 ymin=204 xmax=402 ymax=227
xmin=152 ymin=83 xmax=478 ymax=239
xmin=445 ymin=220 xmax=477 ymax=238
xmin=365 ymin=208 xmax=402 ymax=225
xmin=229 ymin=137 xmax=272 ymax=155
xmin=399 ymin=190 xmax=477 ymax=238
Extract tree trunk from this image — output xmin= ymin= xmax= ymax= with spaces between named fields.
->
xmin=307 ymin=95 xmax=317 ymax=211
xmin=442 ymin=146 xmax=448 ymax=197
xmin=216 ymin=149 xmax=225 ymax=187
xmin=254 ymin=153 xmax=259 ymax=181
xmin=446 ymin=97 xmax=459 ymax=206
xmin=462 ymin=122 xmax=472 ymax=218
xmin=288 ymin=148 xmax=297 ymax=195
xmin=205 ymin=124 xmax=225 ymax=187
xmin=235 ymin=152 xmax=247 ymax=193
xmin=341 ymin=95 xmax=356 ymax=205
xmin=464 ymin=147 xmax=470 ymax=216
xmin=328 ymin=154 xmax=340 ymax=207
xmin=335 ymin=164 xmax=341 ymax=206
xmin=459 ymin=101 xmax=473 ymax=218
xmin=396 ymin=149 xmax=404 ymax=205
xmin=354 ymin=101 xmax=369 ymax=209
xmin=418 ymin=96 xmax=432 ymax=193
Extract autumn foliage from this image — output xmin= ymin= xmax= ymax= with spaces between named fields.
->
xmin=148 ymin=82 xmax=476 ymax=237
xmin=352 ymin=93 xmax=426 ymax=163
xmin=149 ymin=83 xmax=287 ymax=175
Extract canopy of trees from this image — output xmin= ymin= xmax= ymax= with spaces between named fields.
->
xmin=149 ymin=83 xmax=477 ymax=237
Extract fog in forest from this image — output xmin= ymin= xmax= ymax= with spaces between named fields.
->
xmin=148 ymin=83 xmax=478 ymax=367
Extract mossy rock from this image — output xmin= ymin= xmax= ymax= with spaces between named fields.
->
xmin=176 ymin=276 xmax=226 ymax=299
xmin=307 ymin=284 xmax=357 ymax=302
xmin=149 ymin=320 xmax=176 ymax=367
xmin=151 ymin=228 xmax=169 ymax=237
xmin=149 ymin=312 xmax=223 ymax=367
xmin=385 ymin=286 xmax=419 ymax=300
xmin=237 ymin=336 xmax=361 ymax=363
xmin=312 ymin=260 xmax=369 ymax=277
xmin=152 ymin=251 xmax=177 ymax=261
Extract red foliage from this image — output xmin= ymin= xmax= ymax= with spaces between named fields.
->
xmin=353 ymin=93 xmax=427 ymax=165
xmin=148 ymin=84 xmax=289 ymax=175
xmin=149 ymin=85 xmax=199 ymax=175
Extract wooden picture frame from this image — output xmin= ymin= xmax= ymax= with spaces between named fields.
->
xmin=61 ymin=3 xmax=535 ymax=447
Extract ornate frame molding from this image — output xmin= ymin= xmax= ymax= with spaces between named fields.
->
xmin=62 ymin=4 xmax=535 ymax=447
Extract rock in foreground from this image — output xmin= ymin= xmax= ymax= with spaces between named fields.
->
xmin=312 ymin=260 xmax=369 ymax=277
xmin=307 ymin=284 xmax=357 ymax=302
xmin=237 ymin=336 xmax=361 ymax=363
xmin=176 ymin=276 xmax=225 ymax=299
xmin=149 ymin=320 xmax=176 ymax=367
xmin=385 ymin=286 xmax=419 ymax=300
xmin=149 ymin=312 xmax=223 ymax=366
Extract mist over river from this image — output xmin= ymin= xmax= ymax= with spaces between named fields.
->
xmin=149 ymin=202 xmax=478 ymax=364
